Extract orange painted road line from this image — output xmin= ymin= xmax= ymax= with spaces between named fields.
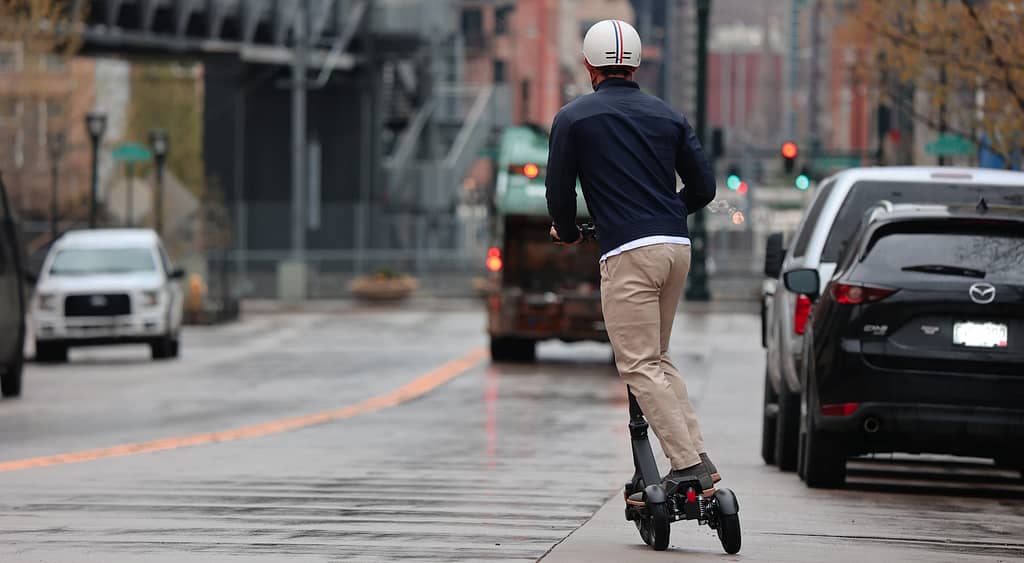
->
xmin=0 ymin=347 xmax=488 ymax=473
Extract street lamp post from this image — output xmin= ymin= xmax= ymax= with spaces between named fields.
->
xmin=85 ymin=112 xmax=107 ymax=229
xmin=47 ymin=131 xmax=67 ymax=239
xmin=149 ymin=129 xmax=169 ymax=236
xmin=685 ymin=0 xmax=712 ymax=302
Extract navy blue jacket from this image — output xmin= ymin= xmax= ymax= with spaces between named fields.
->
xmin=545 ymin=78 xmax=717 ymax=255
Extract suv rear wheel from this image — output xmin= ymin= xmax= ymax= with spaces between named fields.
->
xmin=490 ymin=337 xmax=536 ymax=363
xmin=761 ymin=368 xmax=777 ymax=465
xmin=798 ymin=378 xmax=847 ymax=488
xmin=774 ymin=389 xmax=800 ymax=471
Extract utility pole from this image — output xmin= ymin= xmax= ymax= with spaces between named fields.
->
xmin=685 ymin=0 xmax=712 ymax=302
xmin=280 ymin=0 xmax=311 ymax=301
xmin=808 ymin=0 xmax=822 ymax=160
xmin=291 ymin=0 xmax=309 ymax=263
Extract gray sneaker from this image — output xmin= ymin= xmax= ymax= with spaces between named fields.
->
xmin=662 ymin=462 xmax=715 ymax=497
xmin=701 ymin=453 xmax=722 ymax=483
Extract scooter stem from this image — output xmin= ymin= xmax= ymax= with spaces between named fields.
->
xmin=627 ymin=388 xmax=663 ymax=486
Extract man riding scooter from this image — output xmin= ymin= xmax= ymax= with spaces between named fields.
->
xmin=546 ymin=19 xmax=720 ymax=497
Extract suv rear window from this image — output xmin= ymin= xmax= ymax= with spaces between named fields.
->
xmin=861 ymin=227 xmax=1024 ymax=282
xmin=822 ymin=181 xmax=1024 ymax=262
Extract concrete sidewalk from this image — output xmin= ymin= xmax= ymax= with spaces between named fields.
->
xmin=542 ymin=314 xmax=1024 ymax=563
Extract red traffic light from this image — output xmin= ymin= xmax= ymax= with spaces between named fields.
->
xmin=781 ymin=141 xmax=798 ymax=160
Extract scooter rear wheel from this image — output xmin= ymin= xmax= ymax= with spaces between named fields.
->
xmin=716 ymin=512 xmax=741 ymax=554
xmin=636 ymin=500 xmax=670 ymax=551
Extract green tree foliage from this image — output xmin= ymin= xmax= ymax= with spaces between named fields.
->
xmin=127 ymin=62 xmax=205 ymax=194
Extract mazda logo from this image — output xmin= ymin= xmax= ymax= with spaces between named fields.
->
xmin=968 ymin=283 xmax=996 ymax=305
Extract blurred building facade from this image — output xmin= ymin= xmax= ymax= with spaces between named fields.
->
xmin=0 ymin=47 xmax=96 ymax=219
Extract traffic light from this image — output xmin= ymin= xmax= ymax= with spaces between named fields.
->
xmin=795 ymin=166 xmax=811 ymax=191
xmin=726 ymin=165 xmax=741 ymax=191
xmin=781 ymin=141 xmax=798 ymax=174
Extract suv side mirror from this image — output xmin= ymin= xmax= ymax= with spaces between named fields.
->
xmin=169 ymin=267 xmax=185 ymax=280
xmin=764 ymin=232 xmax=785 ymax=278
xmin=783 ymin=268 xmax=820 ymax=300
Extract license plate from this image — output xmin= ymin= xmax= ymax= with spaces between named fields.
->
xmin=953 ymin=322 xmax=1008 ymax=348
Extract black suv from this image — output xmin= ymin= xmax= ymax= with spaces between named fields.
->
xmin=0 ymin=173 xmax=28 ymax=398
xmin=784 ymin=203 xmax=1024 ymax=488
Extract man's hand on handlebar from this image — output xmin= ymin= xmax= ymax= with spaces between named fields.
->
xmin=550 ymin=225 xmax=581 ymax=246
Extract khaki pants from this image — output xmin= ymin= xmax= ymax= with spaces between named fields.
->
xmin=600 ymin=243 xmax=705 ymax=470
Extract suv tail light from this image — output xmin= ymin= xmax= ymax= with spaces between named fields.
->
xmin=821 ymin=402 xmax=860 ymax=416
xmin=793 ymin=294 xmax=812 ymax=335
xmin=486 ymin=247 xmax=503 ymax=272
xmin=830 ymin=283 xmax=897 ymax=305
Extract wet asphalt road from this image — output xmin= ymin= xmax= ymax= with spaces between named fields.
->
xmin=1 ymin=306 xmax=1022 ymax=562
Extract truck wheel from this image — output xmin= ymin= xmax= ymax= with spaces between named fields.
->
xmin=490 ymin=337 xmax=536 ymax=363
xmin=774 ymin=389 xmax=800 ymax=471
xmin=761 ymin=368 xmax=777 ymax=465
xmin=1 ymin=359 xmax=23 ymax=398
xmin=35 ymin=341 xmax=68 ymax=363
xmin=150 ymin=336 xmax=179 ymax=360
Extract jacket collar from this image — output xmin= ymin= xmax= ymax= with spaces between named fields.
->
xmin=596 ymin=78 xmax=640 ymax=91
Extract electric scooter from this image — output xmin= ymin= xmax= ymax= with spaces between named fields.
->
xmin=623 ymin=389 xmax=741 ymax=553
xmin=556 ymin=222 xmax=742 ymax=554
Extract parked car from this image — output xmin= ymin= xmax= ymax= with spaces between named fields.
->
xmin=0 ymin=174 xmax=28 ymax=397
xmin=784 ymin=203 xmax=1024 ymax=487
xmin=31 ymin=229 xmax=185 ymax=362
xmin=761 ymin=167 xmax=1024 ymax=470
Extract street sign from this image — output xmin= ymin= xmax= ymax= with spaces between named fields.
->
xmin=112 ymin=142 xmax=152 ymax=162
xmin=812 ymin=156 xmax=862 ymax=169
xmin=925 ymin=134 xmax=974 ymax=157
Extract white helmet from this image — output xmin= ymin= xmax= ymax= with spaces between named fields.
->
xmin=583 ymin=19 xmax=642 ymax=69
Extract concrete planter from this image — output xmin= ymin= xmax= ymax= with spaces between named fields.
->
xmin=349 ymin=274 xmax=418 ymax=302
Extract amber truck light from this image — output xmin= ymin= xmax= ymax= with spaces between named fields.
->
xmin=523 ymin=163 xmax=540 ymax=179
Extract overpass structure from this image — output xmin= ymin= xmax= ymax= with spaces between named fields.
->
xmin=70 ymin=0 xmax=508 ymax=296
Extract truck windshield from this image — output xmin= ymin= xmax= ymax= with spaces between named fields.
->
xmin=822 ymin=182 xmax=1024 ymax=262
xmin=49 ymin=248 xmax=157 ymax=276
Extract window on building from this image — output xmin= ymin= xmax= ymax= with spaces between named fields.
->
xmin=521 ymin=79 xmax=531 ymax=117
xmin=46 ymin=100 xmax=64 ymax=120
xmin=493 ymin=59 xmax=506 ymax=83
xmin=42 ymin=53 xmax=66 ymax=72
xmin=0 ymin=98 xmax=17 ymax=121
xmin=461 ymin=8 xmax=484 ymax=49
xmin=495 ymin=5 xmax=514 ymax=35
xmin=0 ymin=43 xmax=21 ymax=72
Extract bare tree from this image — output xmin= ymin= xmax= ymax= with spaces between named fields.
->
xmin=848 ymin=0 xmax=1024 ymax=164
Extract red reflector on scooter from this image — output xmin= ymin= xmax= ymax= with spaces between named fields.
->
xmin=686 ymin=488 xmax=697 ymax=503
xmin=821 ymin=402 xmax=860 ymax=416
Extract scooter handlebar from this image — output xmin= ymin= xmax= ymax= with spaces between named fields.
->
xmin=551 ymin=223 xmax=597 ymax=243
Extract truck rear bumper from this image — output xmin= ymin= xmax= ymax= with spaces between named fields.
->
xmin=487 ymin=291 xmax=608 ymax=342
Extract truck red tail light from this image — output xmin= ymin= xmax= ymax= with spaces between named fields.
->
xmin=830 ymin=283 xmax=897 ymax=305
xmin=486 ymin=247 xmax=502 ymax=272
xmin=794 ymin=294 xmax=811 ymax=335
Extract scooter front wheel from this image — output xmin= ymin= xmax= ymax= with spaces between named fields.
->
xmin=636 ymin=500 xmax=670 ymax=551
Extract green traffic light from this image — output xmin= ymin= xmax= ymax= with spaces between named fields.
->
xmin=795 ymin=174 xmax=810 ymax=190
xmin=727 ymin=174 xmax=741 ymax=190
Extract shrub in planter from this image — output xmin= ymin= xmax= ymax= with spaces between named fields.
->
xmin=349 ymin=268 xmax=418 ymax=302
